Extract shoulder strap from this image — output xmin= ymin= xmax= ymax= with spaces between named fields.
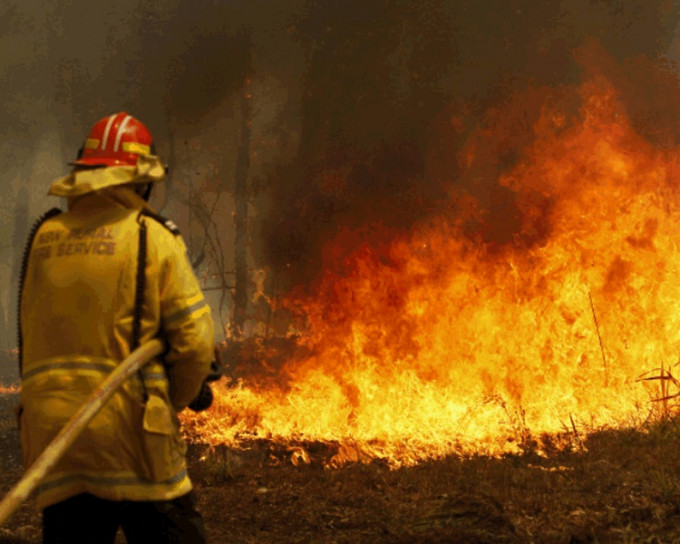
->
xmin=18 ymin=208 xmax=62 ymax=376
xmin=133 ymin=217 xmax=149 ymax=402
xmin=140 ymin=209 xmax=181 ymax=237
xmin=132 ymin=219 xmax=147 ymax=350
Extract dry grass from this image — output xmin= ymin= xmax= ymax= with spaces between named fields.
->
xmin=188 ymin=414 xmax=680 ymax=543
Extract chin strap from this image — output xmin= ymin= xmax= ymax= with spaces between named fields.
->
xmin=139 ymin=182 xmax=153 ymax=202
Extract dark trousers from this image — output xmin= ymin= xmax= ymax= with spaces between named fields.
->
xmin=42 ymin=492 xmax=206 ymax=544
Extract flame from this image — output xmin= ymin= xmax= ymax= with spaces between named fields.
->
xmin=183 ymin=65 xmax=680 ymax=467
xmin=0 ymin=384 xmax=20 ymax=394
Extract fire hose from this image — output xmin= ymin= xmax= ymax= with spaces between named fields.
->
xmin=0 ymin=339 xmax=165 ymax=527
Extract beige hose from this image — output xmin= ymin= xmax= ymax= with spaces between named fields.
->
xmin=0 ymin=339 xmax=165 ymax=526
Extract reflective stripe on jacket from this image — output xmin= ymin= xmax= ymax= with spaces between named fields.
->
xmin=19 ymin=186 xmax=214 ymax=509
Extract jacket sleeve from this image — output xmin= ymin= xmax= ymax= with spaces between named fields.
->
xmin=155 ymin=227 xmax=215 ymax=410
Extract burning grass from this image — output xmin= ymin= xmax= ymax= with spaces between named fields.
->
xmin=0 ymin=375 xmax=679 ymax=542
xmin=181 ymin=338 xmax=680 ymax=540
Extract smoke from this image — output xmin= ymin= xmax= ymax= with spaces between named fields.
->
xmin=254 ymin=0 xmax=680 ymax=292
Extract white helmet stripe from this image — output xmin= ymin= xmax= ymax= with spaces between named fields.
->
xmin=100 ymin=114 xmax=117 ymax=151
xmin=113 ymin=115 xmax=132 ymax=152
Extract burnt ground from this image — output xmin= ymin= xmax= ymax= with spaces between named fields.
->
xmin=1 ymin=351 xmax=680 ymax=543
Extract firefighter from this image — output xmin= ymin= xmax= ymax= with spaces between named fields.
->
xmin=17 ymin=112 xmax=215 ymax=543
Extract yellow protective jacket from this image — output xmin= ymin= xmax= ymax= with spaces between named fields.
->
xmin=19 ymin=164 xmax=214 ymax=510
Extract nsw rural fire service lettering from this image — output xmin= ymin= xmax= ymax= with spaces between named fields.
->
xmin=57 ymin=240 xmax=116 ymax=256
xmin=33 ymin=228 xmax=116 ymax=259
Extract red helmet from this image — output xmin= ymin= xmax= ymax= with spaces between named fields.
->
xmin=72 ymin=112 xmax=153 ymax=167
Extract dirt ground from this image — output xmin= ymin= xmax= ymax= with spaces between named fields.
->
xmin=2 ymin=351 xmax=680 ymax=543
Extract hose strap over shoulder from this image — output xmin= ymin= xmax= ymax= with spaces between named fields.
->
xmin=17 ymin=207 xmax=62 ymax=377
xmin=133 ymin=217 xmax=149 ymax=402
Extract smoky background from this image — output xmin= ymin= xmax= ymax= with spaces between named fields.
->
xmin=1 ymin=0 xmax=680 ymax=349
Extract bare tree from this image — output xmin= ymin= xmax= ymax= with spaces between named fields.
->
xmin=184 ymin=188 xmax=233 ymax=336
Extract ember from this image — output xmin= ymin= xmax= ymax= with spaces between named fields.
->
xmin=183 ymin=55 xmax=680 ymax=467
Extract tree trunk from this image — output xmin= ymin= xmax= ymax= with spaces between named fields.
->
xmin=232 ymin=66 xmax=252 ymax=337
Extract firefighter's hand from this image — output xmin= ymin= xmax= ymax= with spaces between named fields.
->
xmin=188 ymin=381 xmax=213 ymax=412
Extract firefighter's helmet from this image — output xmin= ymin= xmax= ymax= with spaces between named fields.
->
xmin=72 ymin=112 xmax=154 ymax=167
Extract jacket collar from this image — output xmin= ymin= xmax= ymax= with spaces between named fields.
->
xmin=67 ymin=185 xmax=156 ymax=214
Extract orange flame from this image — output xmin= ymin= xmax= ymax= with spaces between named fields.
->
xmin=184 ymin=65 xmax=680 ymax=466
xmin=0 ymin=384 xmax=20 ymax=394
